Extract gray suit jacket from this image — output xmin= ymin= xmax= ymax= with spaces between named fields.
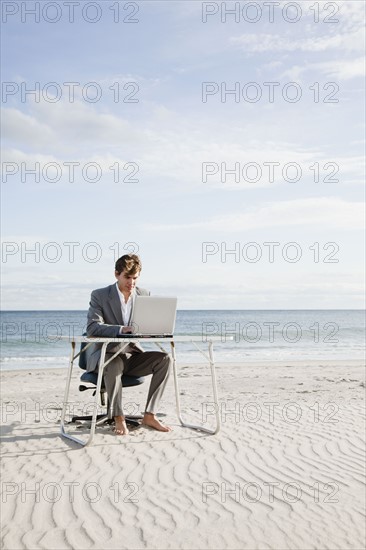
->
xmin=86 ymin=284 xmax=150 ymax=372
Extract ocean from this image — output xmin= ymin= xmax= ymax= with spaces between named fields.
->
xmin=1 ymin=310 xmax=365 ymax=371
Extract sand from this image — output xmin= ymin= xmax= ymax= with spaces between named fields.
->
xmin=1 ymin=361 xmax=365 ymax=550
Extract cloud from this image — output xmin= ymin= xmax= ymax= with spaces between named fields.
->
xmin=2 ymin=100 xmax=364 ymax=189
xmin=1 ymin=102 xmax=144 ymax=154
xmin=2 ymin=271 xmax=364 ymax=310
xmin=0 ymin=147 xmax=136 ymax=185
xmin=145 ymin=198 xmax=365 ymax=231
xmin=281 ymin=58 xmax=365 ymax=81
xmin=230 ymin=28 xmax=364 ymax=53
xmin=2 ymin=108 xmax=55 ymax=147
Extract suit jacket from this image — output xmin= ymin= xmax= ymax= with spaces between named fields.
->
xmin=86 ymin=283 xmax=150 ymax=372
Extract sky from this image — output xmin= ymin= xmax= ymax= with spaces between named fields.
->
xmin=1 ymin=0 xmax=365 ymax=310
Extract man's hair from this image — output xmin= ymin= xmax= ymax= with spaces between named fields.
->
xmin=115 ymin=254 xmax=142 ymax=275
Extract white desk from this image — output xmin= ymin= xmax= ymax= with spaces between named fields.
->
xmin=60 ymin=335 xmax=230 ymax=446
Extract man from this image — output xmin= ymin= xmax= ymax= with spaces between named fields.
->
xmin=86 ymin=254 xmax=172 ymax=436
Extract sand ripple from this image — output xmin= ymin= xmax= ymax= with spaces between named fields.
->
xmin=1 ymin=364 xmax=365 ymax=549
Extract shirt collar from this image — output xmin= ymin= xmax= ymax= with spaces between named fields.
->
xmin=115 ymin=282 xmax=135 ymax=304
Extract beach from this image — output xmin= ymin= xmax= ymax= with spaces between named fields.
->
xmin=1 ymin=360 xmax=365 ymax=550
xmin=3 ymin=0 xmax=365 ymax=546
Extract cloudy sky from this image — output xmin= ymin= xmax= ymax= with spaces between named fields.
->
xmin=1 ymin=0 xmax=365 ymax=309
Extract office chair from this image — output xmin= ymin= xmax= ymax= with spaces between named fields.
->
xmin=70 ymin=337 xmax=145 ymax=428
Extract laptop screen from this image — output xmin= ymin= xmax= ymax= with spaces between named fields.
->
xmin=130 ymin=296 xmax=177 ymax=335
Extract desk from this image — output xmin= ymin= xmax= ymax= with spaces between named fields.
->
xmin=60 ymin=335 xmax=230 ymax=446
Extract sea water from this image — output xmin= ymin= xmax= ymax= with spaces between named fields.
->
xmin=1 ymin=310 xmax=365 ymax=370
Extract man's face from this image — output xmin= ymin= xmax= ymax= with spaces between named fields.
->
xmin=115 ymin=269 xmax=140 ymax=294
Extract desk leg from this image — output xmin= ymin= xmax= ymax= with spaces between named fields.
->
xmin=208 ymin=340 xmax=221 ymax=434
xmin=171 ymin=341 xmax=183 ymax=422
xmin=60 ymin=343 xmax=108 ymax=447
xmin=171 ymin=340 xmax=221 ymax=435
xmin=85 ymin=343 xmax=107 ymax=446
xmin=61 ymin=341 xmax=93 ymax=446
xmin=60 ymin=341 xmax=75 ymax=438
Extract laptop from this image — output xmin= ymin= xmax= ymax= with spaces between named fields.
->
xmin=122 ymin=296 xmax=177 ymax=337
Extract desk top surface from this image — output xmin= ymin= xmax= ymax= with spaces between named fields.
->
xmin=58 ymin=335 xmax=232 ymax=343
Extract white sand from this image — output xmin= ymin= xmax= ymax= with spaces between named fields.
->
xmin=1 ymin=361 xmax=365 ymax=550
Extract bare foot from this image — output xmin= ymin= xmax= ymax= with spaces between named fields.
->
xmin=143 ymin=413 xmax=172 ymax=432
xmin=114 ymin=416 xmax=129 ymax=435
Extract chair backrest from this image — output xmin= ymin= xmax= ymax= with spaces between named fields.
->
xmin=78 ymin=335 xmax=93 ymax=370
xmin=79 ymin=342 xmax=88 ymax=370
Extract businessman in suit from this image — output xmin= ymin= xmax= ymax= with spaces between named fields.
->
xmin=86 ymin=254 xmax=172 ymax=435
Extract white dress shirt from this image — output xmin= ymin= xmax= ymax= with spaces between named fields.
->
xmin=116 ymin=282 xmax=135 ymax=333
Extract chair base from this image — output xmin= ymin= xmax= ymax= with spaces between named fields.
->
xmin=71 ymin=414 xmax=143 ymax=428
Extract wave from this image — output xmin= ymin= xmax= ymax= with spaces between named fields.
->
xmin=0 ymin=356 xmax=69 ymax=371
xmin=1 ymin=356 xmax=69 ymax=363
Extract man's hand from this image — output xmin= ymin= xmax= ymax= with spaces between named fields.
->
xmin=121 ymin=326 xmax=135 ymax=334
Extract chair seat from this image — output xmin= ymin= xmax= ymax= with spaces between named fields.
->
xmin=80 ymin=372 xmax=145 ymax=387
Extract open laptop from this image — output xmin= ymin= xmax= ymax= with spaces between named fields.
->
xmin=122 ymin=296 xmax=177 ymax=338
